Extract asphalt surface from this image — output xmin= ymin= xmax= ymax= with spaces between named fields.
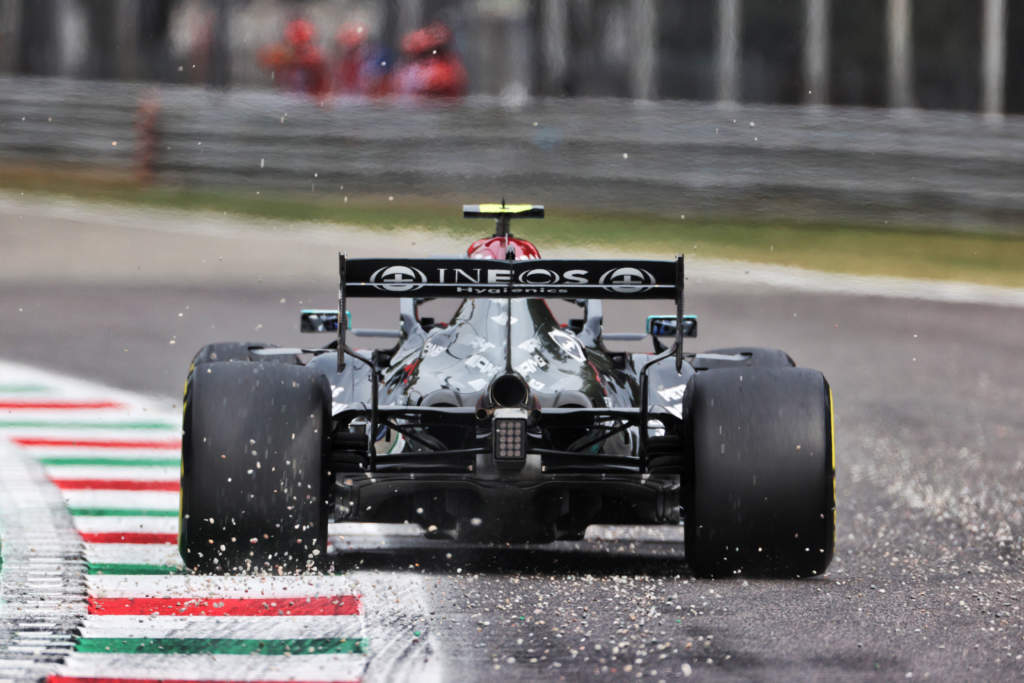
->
xmin=1 ymin=198 xmax=1022 ymax=680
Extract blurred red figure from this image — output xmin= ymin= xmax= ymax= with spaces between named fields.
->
xmin=333 ymin=23 xmax=368 ymax=94
xmin=259 ymin=19 xmax=329 ymax=97
xmin=395 ymin=23 xmax=467 ymax=97
xmin=333 ymin=23 xmax=392 ymax=96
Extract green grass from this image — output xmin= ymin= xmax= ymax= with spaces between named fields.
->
xmin=4 ymin=163 xmax=1024 ymax=288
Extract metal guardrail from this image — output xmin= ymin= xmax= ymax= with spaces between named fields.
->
xmin=2 ymin=76 xmax=1023 ymax=229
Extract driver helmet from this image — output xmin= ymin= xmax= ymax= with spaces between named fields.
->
xmin=467 ymin=236 xmax=541 ymax=261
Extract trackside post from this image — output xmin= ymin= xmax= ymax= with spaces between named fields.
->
xmin=338 ymin=252 xmax=347 ymax=372
xmin=675 ymin=255 xmax=685 ymax=372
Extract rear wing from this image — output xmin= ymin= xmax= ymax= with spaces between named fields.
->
xmin=335 ymin=254 xmax=686 ymax=372
xmin=342 ymin=258 xmax=676 ymax=299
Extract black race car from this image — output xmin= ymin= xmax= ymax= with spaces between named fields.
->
xmin=179 ymin=204 xmax=835 ymax=578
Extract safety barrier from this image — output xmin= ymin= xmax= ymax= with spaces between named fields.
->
xmin=2 ymin=76 xmax=1023 ymax=228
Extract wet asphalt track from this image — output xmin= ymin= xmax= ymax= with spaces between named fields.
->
xmin=1 ymin=198 xmax=1022 ymax=680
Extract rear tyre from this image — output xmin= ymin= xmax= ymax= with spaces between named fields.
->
xmin=686 ymin=367 xmax=835 ymax=578
xmin=180 ymin=361 xmax=331 ymax=573
xmin=692 ymin=347 xmax=794 ymax=371
xmin=189 ymin=342 xmax=300 ymax=367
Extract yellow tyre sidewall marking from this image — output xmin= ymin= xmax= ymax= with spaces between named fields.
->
xmin=829 ymin=385 xmax=837 ymax=550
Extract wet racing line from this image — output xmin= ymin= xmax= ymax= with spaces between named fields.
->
xmin=0 ymin=360 xmax=440 ymax=683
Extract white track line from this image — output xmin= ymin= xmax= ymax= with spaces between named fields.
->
xmin=85 ymin=544 xmax=184 ymax=567
xmin=4 ymin=191 xmax=1023 ymax=307
xmin=685 ymin=257 xmax=1024 ymax=308
xmin=55 ymin=653 xmax=367 ymax=682
xmin=0 ymin=408 xmax=165 ymax=419
xmin=73 ymin=517 xmax=179 ymax=535
xmin=59 ymin=490 xmax=180 ymax=510
xmin=87 ymin=574 xmax=360 ymax=599
xmin=42 ymin=465 xmax=180 ymax=480
xmin=80 ymin=615 xmax=364 ymax=640
xmin=5 ymin=429 xmax=180 ymax=442
xmin=26 ymin=447 xmax=182 ymax=459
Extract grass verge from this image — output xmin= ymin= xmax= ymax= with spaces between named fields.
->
xmin=3 ymin=163 xmax=1024 ymax=288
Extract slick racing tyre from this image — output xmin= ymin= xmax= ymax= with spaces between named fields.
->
xmin=691 ymin=347 xmax=795 ymax=371
xmin=180 ymin=361 xmax=331 ymax=573
xmin=685 ymin=367 xmax=835 ymax=578
xmin=189 ymin=342 xmax=301 ymax=367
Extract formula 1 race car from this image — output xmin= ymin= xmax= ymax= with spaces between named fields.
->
xmin=179 ymin=204 xmax=835 ymax=578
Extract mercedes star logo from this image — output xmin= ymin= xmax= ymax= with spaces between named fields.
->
xmin=599 ymin=267 xmax=655 ymax=294
xmin=369 ymin=265 xmax=428 ymax=292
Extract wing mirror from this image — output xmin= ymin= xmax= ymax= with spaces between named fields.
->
xmin=646 ymin=314 xmax=698 ymax=338
xmin=300 ymin=309 xmax=351 ymax=332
